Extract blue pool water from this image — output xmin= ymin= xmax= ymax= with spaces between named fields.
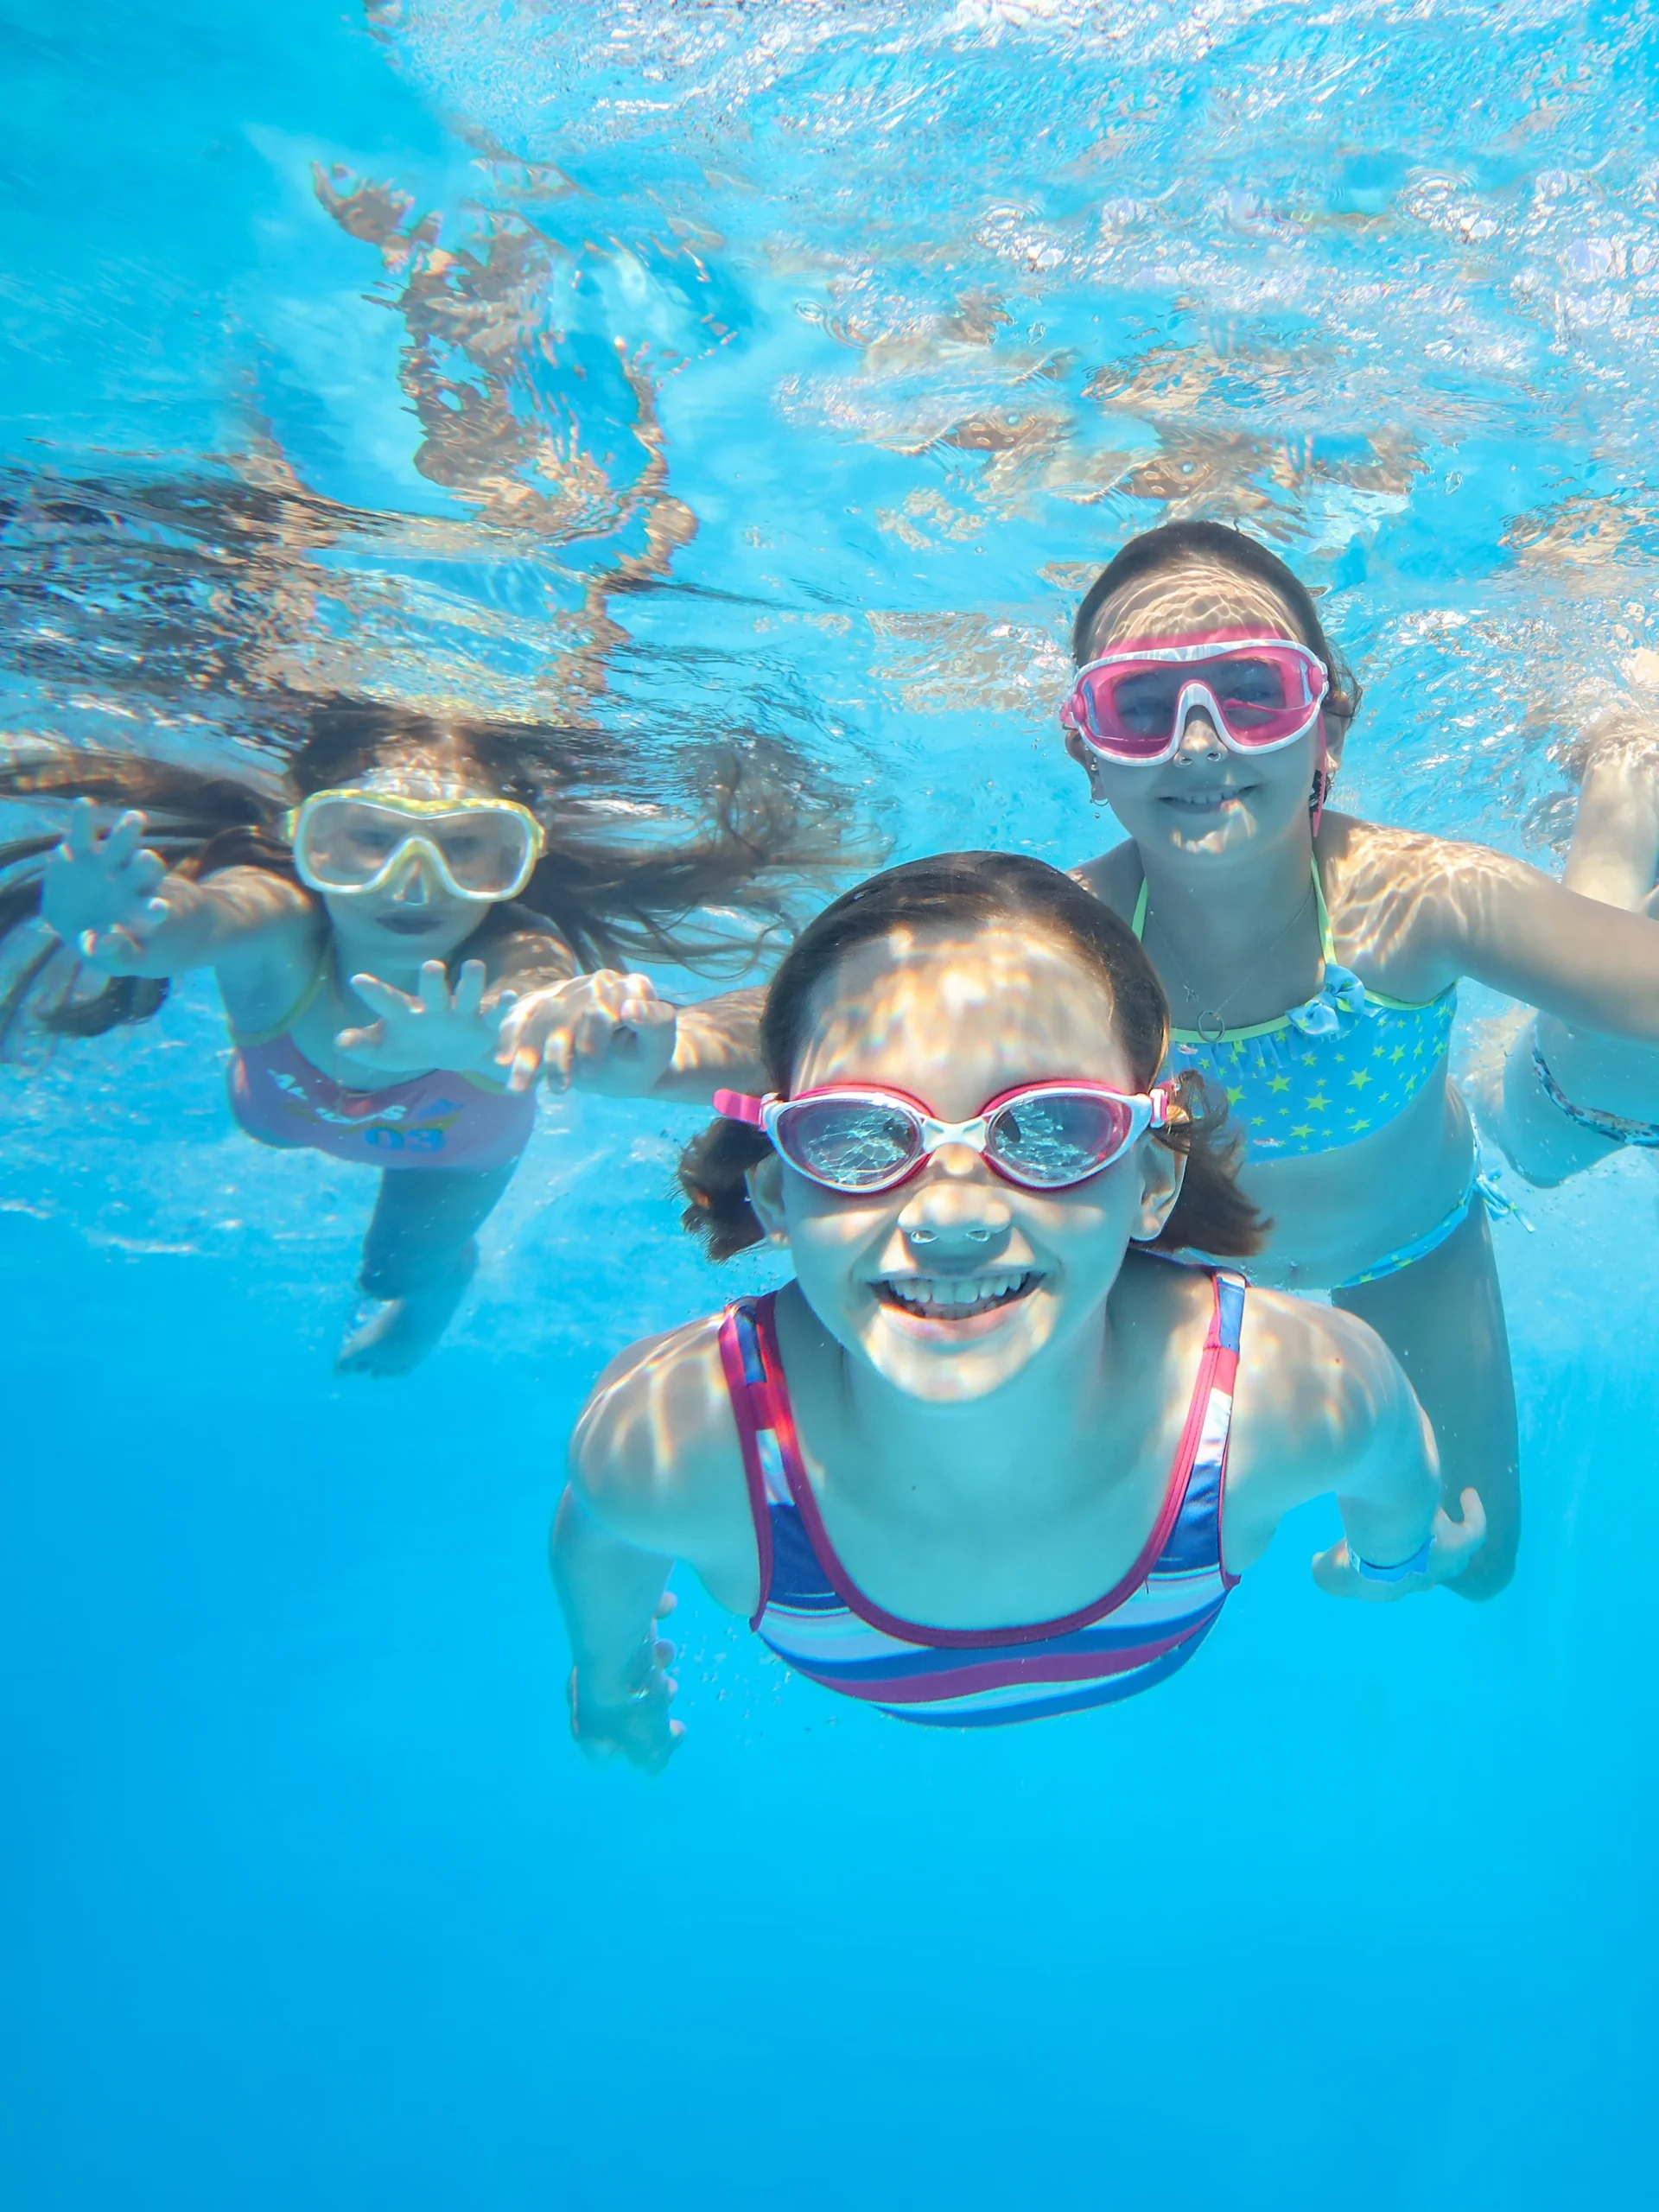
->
xmin=3 ymin=3 xmax=1657 ymax=2205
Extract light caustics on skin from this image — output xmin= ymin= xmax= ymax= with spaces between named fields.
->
xmin=775 ymin=922 xmax=1162 ymax=1406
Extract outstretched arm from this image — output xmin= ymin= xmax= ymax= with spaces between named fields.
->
xmin=1224 ymin=1295 xmax=1484 ymax=1601
xmin=556 ymin=1317 xmax=759 ymax=1769
xmin=551 ymin=1490 xmax=683 ymax=1773
xmin=1413 ymin=834 xmax=1659 ymax=1042
xmin=41 ymin=801 xmax=312 ymax=977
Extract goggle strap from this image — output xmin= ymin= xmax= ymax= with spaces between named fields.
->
xmin=715 ymin=1090 xmax=769 ymax=1127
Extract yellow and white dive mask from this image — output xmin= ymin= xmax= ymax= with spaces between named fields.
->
xmin=286 ymin=789 xmax=546 ymax=902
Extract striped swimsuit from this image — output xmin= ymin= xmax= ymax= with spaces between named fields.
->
xmin=717 ymin=1273 xmax=1245 ymax=1729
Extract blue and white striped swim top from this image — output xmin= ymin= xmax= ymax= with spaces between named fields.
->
xmin=716 ymin=1272 xmax=1245 ymax=1730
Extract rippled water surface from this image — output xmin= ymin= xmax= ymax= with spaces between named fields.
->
xmin=3 ymin=4 xmax=1657 ymax=2208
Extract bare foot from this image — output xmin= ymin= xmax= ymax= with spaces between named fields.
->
xmin=336 ymin=1250 xmax=475 ymax=1378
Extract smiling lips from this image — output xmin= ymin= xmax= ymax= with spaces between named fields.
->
xmin=875 ymin=1268 xmax=1038 ymax=1328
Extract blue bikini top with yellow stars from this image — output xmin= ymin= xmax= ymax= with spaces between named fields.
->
xmin=1131 ymin=865 xmax=1457 ymax=1159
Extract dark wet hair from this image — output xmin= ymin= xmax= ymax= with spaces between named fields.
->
xmin=1070 ymin=520 xmax=1363 ymax=727
xmin=0 ymin=696 xmax=862 ymax=1051
xmin=679 ymin=850 xmax=1264 ymax=1263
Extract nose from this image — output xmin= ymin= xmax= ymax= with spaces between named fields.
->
xmin=1174 ymin=693 xmax=1225 ymax=765
xmin=388 ymin=847 xmax=435 ymax=905
xmin=895 ymin=1148 xmax=1013 ymax=1262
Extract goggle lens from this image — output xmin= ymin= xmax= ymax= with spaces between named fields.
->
xmin=296 ymin=798 xmax=537 ymax=898
xmin=766 ymin=1084 xmax=1154 ymax=1195
xmin=986 ymin=1091 xmax=1136 ymax=1186
xmin=773 ymin=1096 xmax=922 ymax=1190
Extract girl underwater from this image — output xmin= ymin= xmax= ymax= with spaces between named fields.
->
xmin=557 ymin=524 xmax=1659 ymax=1599
xmin=1477 ymin=708 xmax=1659 ymax=1184
xmin=555 ymin=854 xmax=1484 ymax=1770
xmin=0 ymin=697 xmax=849 ymax=1374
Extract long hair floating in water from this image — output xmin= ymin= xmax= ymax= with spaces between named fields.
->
xmin=678 ymin=849 xmax=1266 ymax=1264
xmin=0 ymin=696 xmax=872 ymax=1053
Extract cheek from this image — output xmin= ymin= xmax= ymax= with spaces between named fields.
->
xmin=782 ymin=1179 xmax=887 ymax=1277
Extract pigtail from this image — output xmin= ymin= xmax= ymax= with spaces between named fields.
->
xmin=1146 ymin=1068 xmax=1267 ymax=1262
xmin=678 ymin=1116 xmax=773 ymax=1261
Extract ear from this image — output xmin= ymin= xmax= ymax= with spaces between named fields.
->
xmin=1130 ymin=1135 xmax=1185 ymax=1244
xmin=745 ymin=1151 xmax=790 ymax=1247
xmin=1320 ymin=708 xmax=1351 ymax=778
xmin=1064 ymin=723 xmax=1109 ymax=800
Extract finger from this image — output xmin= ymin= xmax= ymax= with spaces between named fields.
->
xmin=124 ymin=848 xmax=168 ymax=897
xmin=348 ymin=971 xmax=418 ymax=1017
xmin=333 ymin=1024 xmax=385 ymax=1055
xmin=582 ymin=969 xmax=632 ymax=1020
xmin=652 ymin=1640 xmax=677 ymax=1667
xmin=569 ymin=1004 xmax=617 ymax=1067
xmin=543 ymin=1027 xmax=574 ymax=1090
xmin=619 ymin=995 xmax=676 ymax=1033
xmin=452 ymin=960 xmax=487 ymax=1020
xmin=64 ymin=796 xmax=105 ymax=863
xmin=1310 ymin=1542 xmax=1352 ymax=1597
xmin=418 ymin=959 xmax=450 ymax=1015
xmin=652 ymin=1590 xmax=678 ymax=1620
xmin=1455 ymin=1486 xmax=1488 ymax=1548
xmin=101 ymin=810 xmax=149 ymax=868
xmin=78 ymin=927 xmax=141 ymax=972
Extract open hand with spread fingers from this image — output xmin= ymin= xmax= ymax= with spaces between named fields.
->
xmin=41 ymin=798 xmax=170 ymax=971
xmin=339 ymin=957 xmax=518 ymax=1077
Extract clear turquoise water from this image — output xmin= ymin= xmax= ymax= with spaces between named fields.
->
xmin=3 ymin=3 xmax=1657 ymax=2205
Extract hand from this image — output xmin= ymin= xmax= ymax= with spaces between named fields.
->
xmin=496 ymin=969 xmax=678 ymax=1096
xmin=337 ymin=958 xmax=518 ymax=1076
xmin=40 ymin=799 xmax=168 ymax=971
xmin=567 ymin=1595 xmax=683 ymax=1774
xmin=1312 ymin=1488 xmax=1487 ymax=1602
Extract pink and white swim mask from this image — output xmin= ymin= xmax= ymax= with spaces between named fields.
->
xmin=1061 ymin=632 xmax=1329 ymax=766
xmin=714 ymin=1079 xmax=1178 ymax=1196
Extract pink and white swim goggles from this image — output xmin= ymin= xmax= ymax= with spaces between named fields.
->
xmin=1061 ymin=631 xmax=1329 ymax=766
xmin=714 ymin=1079 xmax=1179 ymax=1195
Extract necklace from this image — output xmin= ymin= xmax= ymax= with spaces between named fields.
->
xmin=1147 ymin=881 xmax=1315 ymax=1045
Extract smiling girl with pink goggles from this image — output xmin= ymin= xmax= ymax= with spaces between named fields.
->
xmin=1059 ymin=630 xmax=1329 ymax=765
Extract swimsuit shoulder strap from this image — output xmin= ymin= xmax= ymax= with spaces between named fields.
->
xmin=1131 ymin=874 xmax=1149 ymax=941
xmin=1154 ymin=1268 xmax=1247 ymax=1579
xmin=716 ymin=1293 xmax=790 ymax=1627
xmin=228 ymin=943 xmax=331 ymax=1049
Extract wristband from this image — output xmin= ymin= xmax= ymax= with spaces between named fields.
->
xmin=1351 ymin=1531 xmax=1433 ymax=1583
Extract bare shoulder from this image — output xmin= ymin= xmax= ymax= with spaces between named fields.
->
xmin=1320 ymin=810 xmax=1534 ymax=906
xmin=570 ymin=1310 xmax=747 ymax=1548
xmin=1070 ymin=837 xmax=1141 ymax=919
xmin=1317 ymin=811 xmax=1533 ymax=993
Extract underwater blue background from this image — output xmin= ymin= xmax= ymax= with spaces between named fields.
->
xmin=3 ymin=2 xmax=1657 ymax=2205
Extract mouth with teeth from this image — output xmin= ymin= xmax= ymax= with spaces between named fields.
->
xmin=875 ymin=1268 xmax=1039 ymax=1329
xmin=1160 ymin=786 xmax=1254 ymax=814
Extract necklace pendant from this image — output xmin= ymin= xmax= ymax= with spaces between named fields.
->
xmin=1198 ymin=1010 xmax=1226 ymax=1044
